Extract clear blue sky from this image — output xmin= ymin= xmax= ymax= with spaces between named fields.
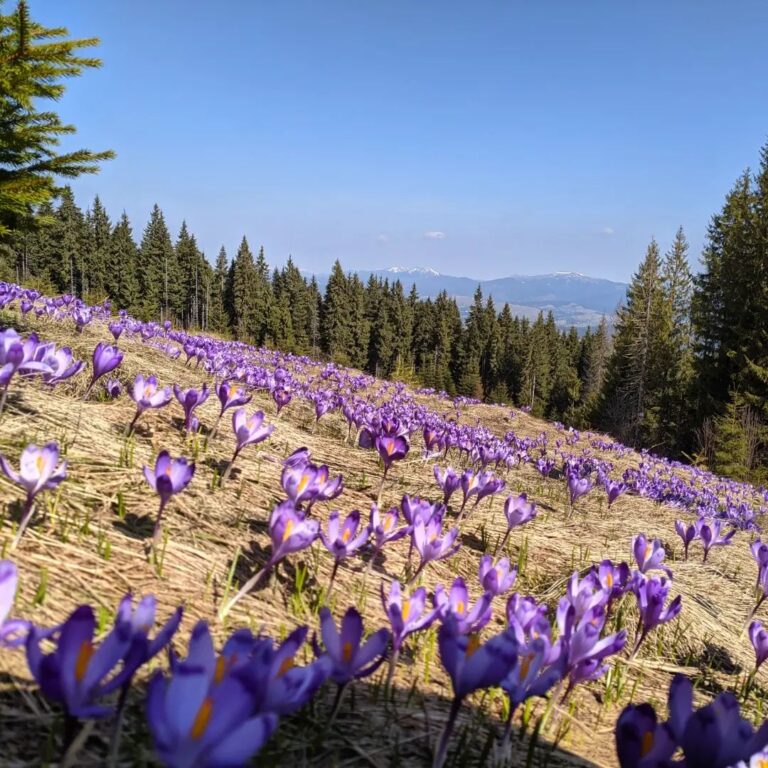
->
xmin=33 ymin=0 xmax=768 ymax=282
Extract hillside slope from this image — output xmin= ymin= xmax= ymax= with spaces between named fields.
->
xmin=0 ymin=286 xmax=765 ymax=767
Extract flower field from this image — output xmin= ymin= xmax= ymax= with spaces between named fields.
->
xmin=1 ymin=283 xmax=768 ymax=767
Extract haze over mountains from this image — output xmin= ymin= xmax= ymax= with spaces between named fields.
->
xmin=307 ymin=266 xmax=627 ymax=329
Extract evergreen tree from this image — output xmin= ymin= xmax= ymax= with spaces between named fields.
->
xmin=0 ymin=1 xmax=114 ymax=237
xmin=138 ymin=204 xmax=177 ymax=321
xmin=207 ymin=246 xmax=229 ymax=334
xmin=109 ymin=211 xmax=139 ymax=312
xmin=321 ymin=260 xmax=355 ymax=363
xmin=82 ymin=195 xmax=110 ymax=300
xmin=598 ymin=239 xmax=668 ymax=445
xmin=231 ymin=237 xmax=257 ymax=341
xmin=253 ymin=246 xmax=273 ymax=345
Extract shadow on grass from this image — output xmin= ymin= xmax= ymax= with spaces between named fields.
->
xmin=0 ymin=667 xmax=599 ymax=768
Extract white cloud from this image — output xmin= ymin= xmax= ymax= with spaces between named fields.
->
xmin=424 ymin=230 xmax=446 ymax=240
xmin=375 ymin=233 xmax=389 ymax=243
xmin=600 ymin=227 xmax=615 ymax=236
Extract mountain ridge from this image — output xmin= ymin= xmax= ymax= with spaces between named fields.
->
xmin=302 ymin=265 xmax=627 ymax=328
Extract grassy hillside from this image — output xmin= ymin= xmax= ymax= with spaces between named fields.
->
xmin=0 ymin=290 xmax=766 ymax=767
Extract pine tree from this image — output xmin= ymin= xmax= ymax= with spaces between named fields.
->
xmin=48 ymin=187 xmax=85 ymax=294
xmin=598 ymin=239 xmax=668 ymax=445
xmin=138 ymin=205 xmax=177 ymax=321
xmin=252 ymin=246 xmax=273 ymax=345
xmin=231 ymin=237 xmax=257 ymax=341
xmin=208 ymin=246 xmax=229 ymax=334
xmin=321 ymin=261 xmax=355 ymax=364
xmin=0 ymin=1 xmax=114 ymax=237
xmin=109 ymin=212 xmax=139 ymax=312
xmin=82 ymin=195 xmax=111 ymax=301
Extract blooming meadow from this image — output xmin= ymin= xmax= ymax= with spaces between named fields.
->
xmin=1 ymin=282 xmax=768 ymax=766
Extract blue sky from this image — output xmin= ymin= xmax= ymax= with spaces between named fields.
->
xmin=34 ymin=0 xmax=768 ymax=281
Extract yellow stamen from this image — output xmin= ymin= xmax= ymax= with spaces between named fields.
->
xmin=384 ymin=516 xmax=394 ymax=532
xmin=456 ymin=601 xmax=465 ymax=614
xmin=386 ymin=441 xmax=395 ymax=455
xmin=278 ymin=654 xmax=295 ymax=677
xmin=74 ymin=640 xmax=94 ymax=682
xmin=520 ymin=653 xmax=534 ymax=679
xmin=606 ymin=572 xmax=614 ymax=588
xmin=297 ymin=475 xmax=310 ymax=494
xmin=644 ymin=544 xmax=652 ymax=561
xmin=282 ymin=519 xmax=294 ymax=542
xmin=401 ymin=600 xmax=411 ymax=621
xmin=466 ymin=633 xmax=481 ymax=658
xmin=640 ymin=730 xmax=654 ymax=757
xmin=342 ymin=641 xmax=353 ymax=662
xmin=214 ymin=655 xmax=227 ymax=684
xmin=190 ymin=697 xmax=213 ymax=741
xmin=36 ymin=454 xmax=44 ymax=473
xmin=342 ymin=528 xmax=351 ymax=543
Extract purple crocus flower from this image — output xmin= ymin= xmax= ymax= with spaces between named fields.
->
xmin=108 ymin=321 xmax=123 ymax=342
xmin=370 ymin=504 xmax=409 ymax=549
xmin=244 ymin=626 xmax=331 ymax=716
xmin=85 ymin=342 xmax=123 ymax=398
xmin=499 ymin=637 xmax=563 ymax=741
xmin=433 ymin=621 xmax=519 ymax=768
xmin=478 ymin=555 xmax=517 ymax=597
xmin=535 ymin=457 xmax=556 ymax=478
xmin=314 ymin=607 xmax=389 ymax=685
xmin=0 ymin=560 xmax=29 ymax=647
xmin=675 ymin=520 xmax=698 ymax=560
xmin=272 ymin=386 xmax=292 ymax=414
xmin=567 ymin=471 xmax=593 ymax=511
xmin=104 ymin=378 xmax=122 ymax=399
xmin=143 ymin=451 xmax=195 ymax=546
xmin=595 ymin=560 xmax=631 ymax=605
xmin=615 ymin=703 xmax=677 ymax=768
xmin=146 ymin=623 xmax=278 ymax=767
xmin=750 ymin=620 xmax=768 ymax=673
xmin=220 ymin=502 xmax=319 ymax=618
xmin=212 ymin=380 xmax=251 ymax=437
xmin=222 ymin=408 xmax=274 ymax=482
xmin=499 ymin=493 xmax=537 ymax=551
xmin=36 ymin=344 xmax=84 ymax=385
xmin=618 ymin=674 xmax=768 ymax=768
xmin=698 ymin=519 xmax=735 ymax=563
xmin=0 ymin=442 xmax=67 ymax=547
xmin=381 ymin=580 xmax=438 ymax=653
xmin=630 ymin=575 xmax=682 ymax=656
xmin=127 ymin=374 xmax=172 ymax=433
xmin=434 ymin=577 xmax=493 ymax=634
xmin=281 ymin=460 xmax=343 ymax=509
xmin=26 ymin=604 xmax=134 ymax=718
xmin=632 ymin=534 xmax=672 ymax=578
xmin=374 ymin=433 xmax=409 ymax=471
xmin=319 ymin=510 xmax=371 ymax=595
xmin=173 ymin=383 xmax=210 ymax=434
xmin=434 ymin=466 xmax=461 ymax=506
xmin=605 ymin=479 xmax=628 ymax=507
xmin=410 ymin=515 xmax=460 ymax=583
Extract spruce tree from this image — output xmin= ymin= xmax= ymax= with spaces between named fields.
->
xmin=208 ymin=246 xmax=230 ymax=334
xmin=231 ymin=237 xmax=258 ymax=341
xmin=0 ymin=1 xmax=114 ymax=237
xmin=109 ymin=211 xmax=139 ymax=312
xmin=82 ymin=195 xmax=111 ymax=300
xmin=138 ymin=205 xmax=177 ymax=321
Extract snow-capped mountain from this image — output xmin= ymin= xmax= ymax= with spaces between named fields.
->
xmin=306 ymin=265 xmax=627 ymax=329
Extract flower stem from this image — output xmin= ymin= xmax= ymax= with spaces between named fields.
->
xmin=327 ymin=559 xmax=340 ymax=600
xmin=152 ymin=500 xmax=168 ymax=550
xmin=433 ymin=697 xmax=462 ymax=768
xmin=327 ymin=683 xmax=348 ymax=728
xmin=0 ymin=383 xmax=9 ymax=417
xmin=210 ymin=412 xmax=223 ymax=439
xmin=384 ymin=646 xmax=400 ymax=706
xmin=219 ymin=559 xmax=274 ymax=620
xmin=376 ymin=467 xmax=389 ymax=507
xmin=495 ymin=529 xmax=511 ymax=557
xmin=125 ymin=409 xmax=141 ymax=437
xmin=221 ymin=450 xmax=239 ymax=484
xmin=11 ymin=496 xmax=35 ymax=550
xmin=108 ymin=684 xmax=130 ymax=767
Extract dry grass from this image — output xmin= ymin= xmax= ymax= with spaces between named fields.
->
xmin=0 ymin=310 xmax=766 ymax=766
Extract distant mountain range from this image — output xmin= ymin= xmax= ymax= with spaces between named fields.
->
xmin=305 ymin=266 xmax=627 ymax=329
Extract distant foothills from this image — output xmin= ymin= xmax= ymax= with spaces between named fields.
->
xmin=304 ymin=266 xmax=627 ymax=328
